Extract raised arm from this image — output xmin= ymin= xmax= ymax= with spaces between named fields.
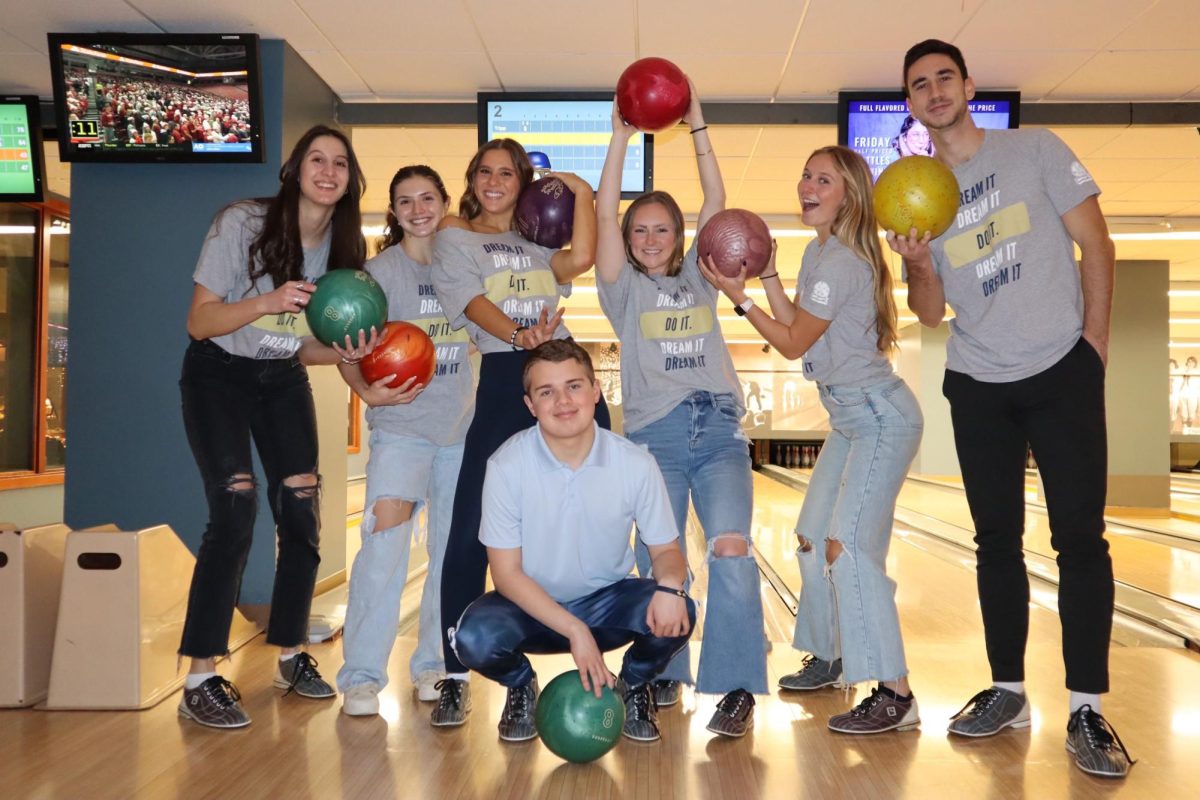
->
xmin=548 ymin=172 xmax=597 ymax=283
xmin=595 ymin=100 xmax=638 ymax=285
xmin=684 ymin=79 xmax=725 ymax=230
xmin=1062 ymin=195 xmax=1115 ymax=366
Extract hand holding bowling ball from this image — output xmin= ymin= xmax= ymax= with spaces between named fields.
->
xmin=616 ymin=57 xmax=691 ymax=132
xmin=359 ymin=321 xmax=436 ymax=392
xmin=535 ymin=670 xmax=625 ymax=764
xmin=515 ymin=175 xmax=577 ymax=249
xmin=696 ymin=209 xmax=773 ymax=279
xmin=873 ymin=155 xmax=959 ymax=239
xmin=304 ymin=269 xmax=389 ymax=347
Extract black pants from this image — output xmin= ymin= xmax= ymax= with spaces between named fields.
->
xmin=440 ymin=349 xmax=610 ymax=674
xmin=943 ymin=337 xmax=1113 ymax=693
xmin=178 ymin=339 xmax=322 ymax=657
xmin=453 ymin=579 xmax=695 ymax=688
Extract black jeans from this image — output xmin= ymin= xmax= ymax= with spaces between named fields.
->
xmin=439 ymin=349 xmax=610 ymax=674
xmin=943 ymin=337 xmax=1113 ymax=693
xmin=453 ymin=579 xmax=695 ymax=688
xmin=178 ymin=339 xmax=321 ymax=657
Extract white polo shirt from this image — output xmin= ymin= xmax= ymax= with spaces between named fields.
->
xmin=480 ymin=422 xmax=679 ymax=603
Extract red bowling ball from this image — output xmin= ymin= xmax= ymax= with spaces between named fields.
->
xmin=616 ymin=57 xmax=691 ymax=132
xmin=359 ymin=321 xmax=436 ymax=390
xmin=697 ymin=209 xmax=773 ymax=278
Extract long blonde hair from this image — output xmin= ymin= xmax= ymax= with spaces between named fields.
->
xmin=808 ymin=146 xmax=898 ymax=352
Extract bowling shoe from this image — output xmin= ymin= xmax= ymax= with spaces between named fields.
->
xmin=706 ymin=689 xmax=755 ymax=737
xmin=431 ymin=678 xmax=472 ymax=727
xmin=827 ymin=686 xmax=919 ymax=734
xmin=498 ymin=678 xmax=539 ymax=742
xmin=275 ymin=652 xmax=336 ymax=699
xmin=778 ymin=655 xmax=842 ymax=691
xmin=652 ymin=679 xmax=681 ymax=708
xmin=947 ymin=686 xmax=1030 ymax=737
xmin=1066 ymin=705 xmax=1134 ymax=778
xmin=178 ymin=676 xmax=251 ymax=729
xmin=618 ymin=680 xmax=661 ymax=742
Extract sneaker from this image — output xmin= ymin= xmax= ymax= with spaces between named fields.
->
xmin=1066 ymin=705 xmax=1135 ymax=778
xmin=273 ymin=652 xmax=335 ymax=699
xmin=653 ymin=679 xmax=681 ymax=708
xmin=706 ymin=689 xmax=755 ymax=738
xmin=415 ymin=670 xmax=444 ymax=703
xmin=430 ymin=678 xmax=472 ymax=727
xmin=778 ymin=655 xmax=842 ymax=691
xmin=947 ymin=686 xmax=1031 ymax=738
xmin=178 ymin=676 xmax=251 ymax=729
xmin=498 ymin=679 xmax=539 ymax=742
xmin=342 ymin=683 xmax=380 ymax=717
xmin=828 ymin=687 xmax=920 ymax=734
xmin=618 ymin=679 xmax=660 ymax=742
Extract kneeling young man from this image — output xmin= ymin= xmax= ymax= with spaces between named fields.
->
xmin=451 ymin=339 xmax=695 ymax=743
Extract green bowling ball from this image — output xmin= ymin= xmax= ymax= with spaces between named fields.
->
xmin=304 ymin=268 xmax=388 ymax=346
xmin=535 ymin=670 xmax=625 ymax=764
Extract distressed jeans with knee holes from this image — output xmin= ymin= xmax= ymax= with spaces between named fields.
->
xmin=337 ymin=430 xmax=464 ymax=692
xmin=178 ymin=338 xmax=322 ymax=657
xmin=791 ymin=377 xmax=922 ymax=685
xmin=628 ymin=391 xmax=768 ymax=695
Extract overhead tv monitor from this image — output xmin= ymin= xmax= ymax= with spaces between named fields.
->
xmin=838 ymin=91 xmax=1020 ymax=179
xmin=478 ymin=92 xmax=652 ymax=199
xmin=0 ymin=96 xmax=45 ymax=202
xmin=47 ymin=32 xmax=264 ymax=164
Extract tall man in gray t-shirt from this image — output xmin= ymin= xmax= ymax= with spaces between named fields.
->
xmin=890 ymin=40 xmax=1132 ymax=779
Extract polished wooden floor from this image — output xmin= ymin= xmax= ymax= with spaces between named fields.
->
xmin=7 ymin=473 xmax=1200 ymax=798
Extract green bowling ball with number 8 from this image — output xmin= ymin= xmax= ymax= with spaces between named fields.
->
xmin=304 ymin=268 xmax=388 ymax=347
xmin=535 ymin=670 xmax=625 ymax=763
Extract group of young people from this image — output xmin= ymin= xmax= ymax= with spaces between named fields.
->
xmin=174 ymin=38 xmax=1132 ymax=779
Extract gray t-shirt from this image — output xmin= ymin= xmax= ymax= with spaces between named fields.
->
xmin=795 ymin=236 xmax=894 ymax=387
xmin=480 ymin=423 xmax=679 ymax=603
xmin=928 ymin=128 xmax=1100 ymax=382
xmin=431 ymin=226 xmax=572 ymax=354
xmin=597 ymin=242 xmax=743 ymax=433
xmin=363 ymin=245 xmax=475 ymax=447
xmin=192 ymin=202 xmax=331 ymax=360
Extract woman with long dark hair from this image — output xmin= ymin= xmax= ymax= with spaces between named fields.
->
xmin=336 ymin=165 xmax=475 ymax=716
xmin=178 ymin=125 xmax=370 ymax=729
xmin=429 ymin=138 xmax=607 ymax=738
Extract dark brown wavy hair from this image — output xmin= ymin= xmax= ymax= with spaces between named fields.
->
xmin=458 ymin=139 xmax=533 ymax=222
xmin=378 ymin=164 xmax=450 ymax=251
xmin=247 ymin=125 xmax=366 ymax=287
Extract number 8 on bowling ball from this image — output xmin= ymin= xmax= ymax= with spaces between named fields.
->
xmin=359 ymin=321 xmax=437 ymax=389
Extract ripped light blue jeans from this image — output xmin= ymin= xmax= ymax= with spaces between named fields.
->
xmin=337 ymin=429 xmax=464 ymax=692
xmin=628 ymin=391 xmax=768 ymax=695
xmin=792 ymin=377 xmax=922 ymax=685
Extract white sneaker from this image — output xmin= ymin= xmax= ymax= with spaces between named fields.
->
xmin=415 ymin=670 xmax=444 ymax=703
xmin=342 ymin=683 xmax=380 ymax=716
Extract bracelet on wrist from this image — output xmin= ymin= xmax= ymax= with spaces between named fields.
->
xmin=689 ymin=125 xmax=708 ymax=135
xmin=341 ymin=355 xmax=362 ymax=366
xmin=759 ymin=271 xmax=779 ymax=280
xmin=655 ymin=585 xmax=688 ymax=599
xmin=510 ymin=325 xmax=529 ymax=351
xmin=694 ymin=149 xmax=712 ymax=157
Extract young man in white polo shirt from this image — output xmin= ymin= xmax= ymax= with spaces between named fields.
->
xmin=450 ymin=339 xmax=695 ymax=743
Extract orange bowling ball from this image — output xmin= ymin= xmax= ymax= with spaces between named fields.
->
xmin=359 ymin=321 xmax=436 ymax=389
xmin=873 ymin=155 xmax=960 ymax=239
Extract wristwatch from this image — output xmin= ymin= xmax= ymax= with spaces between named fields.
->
xmin=733 ymin=298 xmax=755 ymax=316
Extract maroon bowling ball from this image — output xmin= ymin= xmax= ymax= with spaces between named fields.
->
xmin=697 ymin=209 xmax=772 ymax=278
xmin=515 ymin=177 xmax=576 ymax=249
xmin=616 ymin=57 xmax=690 ymax=132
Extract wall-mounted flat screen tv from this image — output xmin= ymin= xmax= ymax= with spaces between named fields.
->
xmin=838 ymin=90 xmax=1020 ymax=179
xmin=478 ymin=92 xmax=652 ymax=199
xmin=47 ymin=33 xmax=264 ymax=163
xmin=0 ymin=95 xmax=45 ymax=201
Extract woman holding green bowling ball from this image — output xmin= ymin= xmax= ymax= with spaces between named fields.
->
xmin=178 ymin=125 xmax=373 ymax=730
xmin=429 ymin=137 xmax=608 ymax=731
xmin=335 ymin=165 xmax=476 ymax=716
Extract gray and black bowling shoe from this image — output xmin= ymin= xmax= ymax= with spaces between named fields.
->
xmin=178 ymin=676 xmax=251 ymax=729
xmin=778 ymin=655 xmax=843 ymax=691
xmin=430 ymin=678 xmax=472 ymax=727
xmin=1066 ymin=705 xmax=1134 ymax=778
xmin=274 ymin=652 xmax=335 ymax=699
xmin=618 ymin=679 xmax=661 ymax=741
xmin=947 ymin=686 xmax=1031 ymax=737
xmin=706 ymin=688 xmax=755 ymax=737
xmin=498 ymin=678 xmax=539 ymax=742
xmin=653 ymin=679 xmax=682 ymax=708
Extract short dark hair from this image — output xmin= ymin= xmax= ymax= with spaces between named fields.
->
xmin=522 ymin=339 xmax=595 ymax=393
xmin=902 ymin=39 xmax=969 ymax=97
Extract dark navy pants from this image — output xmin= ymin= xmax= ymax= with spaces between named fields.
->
xmin=452 ymin=578 xmax=695 ymax=688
